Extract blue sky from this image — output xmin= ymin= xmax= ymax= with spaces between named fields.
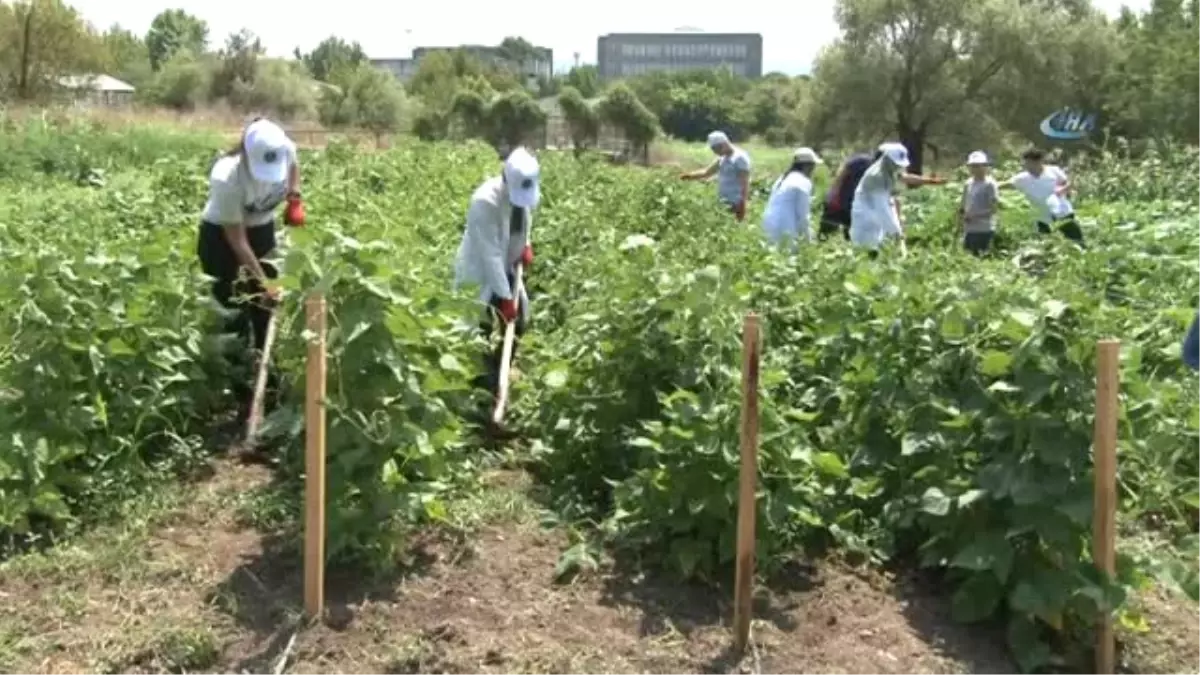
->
xmin=72 ymin=0 xmax=1151 ymax=76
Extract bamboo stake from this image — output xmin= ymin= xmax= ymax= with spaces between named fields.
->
xmin=491 ymin=263 xmax=525 ymax=425
xmin=733 ymin=313 xmax=761 ymax=655
xmin=1093 ymin=339 xmax=1120 ymax=674
xmin=304 ymin=294 xmax=328 ymax=618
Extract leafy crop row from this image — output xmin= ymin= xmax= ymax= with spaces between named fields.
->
xmin=0 ymin=120 xmax=1195 ymax=671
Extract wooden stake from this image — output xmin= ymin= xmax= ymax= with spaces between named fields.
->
xmin=491 ymin=263 xmax=525 ymax=426
xmin=1093 ymin=339 xmax=1120 ymax=674
xmin=244 ymin=312 xmax=279 ymax=446
xmin=304 ymin=294 xmax=328 ymax=618
xmin=733 ymin=313 xmax=761 ymax=655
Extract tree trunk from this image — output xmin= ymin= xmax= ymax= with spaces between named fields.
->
xmin=17 ymin=3 xmax=34 ymax=100
xmin=898 ymin=125 xmax=927 ymax=176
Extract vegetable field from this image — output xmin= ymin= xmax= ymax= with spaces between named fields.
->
xmin=1 ymin=119 xmax=1197 ymax=673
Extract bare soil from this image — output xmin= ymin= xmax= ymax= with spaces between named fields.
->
xmin=0 ymin=459 xmax=1194 ymax=674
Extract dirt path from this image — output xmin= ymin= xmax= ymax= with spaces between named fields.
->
xmin=0 ymin=459 xmax=1193 ymax=674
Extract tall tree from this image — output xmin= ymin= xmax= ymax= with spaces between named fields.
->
xmin=295 ymin=36 xmax=366 ymax=82
xmin=210 ymin=28 xmax=263 ymax=99
xmin=563 ymin=64 xmax=599 ymax=98
xmin=0 ymin=0 xmax=106 ymax=100
xmin=809 ymin=0 xmax=1094 ymax=173
xmin=102 ymin=24 xmax=151 ymax=87
xmin=145 ymin=9 xmax=208 ymax=71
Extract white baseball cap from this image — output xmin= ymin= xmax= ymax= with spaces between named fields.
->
xmin=504 ymin=146 xmax=540 ymax=209
xmin=966 ymin=151 xmax=990 ymax=165
xmin=243 ymin=119 xmax=294 ymax=184
xmin=877 ymin=142 xmax=911 ymax=168
xmin=793 ymin=147 xmax=823 ymax=164
xmin=707 ymin=131 xmax=730 ymax=149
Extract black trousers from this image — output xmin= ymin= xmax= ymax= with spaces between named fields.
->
xmin=963 ymin=231 xmax=995 ymax=256
xmin=1036 ymin=214 xmax=1085 ymax=245
xmin=818 ymin=209 xmax=851 ymax=240
xmin=197 ymin=221 xmax=279 ymax=409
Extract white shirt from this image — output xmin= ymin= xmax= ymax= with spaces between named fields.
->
xmin=762 ymin=172 xmax=813 ymax=243
xmin=201 ymin=150 xmax=296 ymax=227
xmin=1009 ymin=165 xmax=1073 ymax=223
xmin=454 ymin=176 xmax=532 ymax=302
xmin=716 ymin=148 xmax=752 ymax=205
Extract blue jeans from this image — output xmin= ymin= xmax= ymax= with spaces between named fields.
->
xmin=1183 ymin=315 xmax=1199 ymax=371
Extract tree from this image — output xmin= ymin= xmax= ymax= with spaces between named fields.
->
xmin=810 ymin=0 xmax=1102 ymax=173
xmin=210 ymin=28 xmax=263 ymax=100
xmin=101 ymin=24 xmax=151 ymax=88
xmin=146 ymin=48 xmax=210 ymax=110
xmin=557 ymin=86 xmax=599 ymax=155
xmin=295 ymin=36 xmax=366 ymax=82
xmin=597 ymin=83 xmax=659 ymax=161
xmin=319 ymin=62 xmax=410 ymax=134
xmin=145 ymin=9 xmax=208 ymax=71
xmin=230 ymin=59 xmax=316 ymax=121
xmin=0 ymin=0 xmax=107 ymax=101
xmin=486 ymin=88 xmax=547 ymax=149
xmin=496 ymin=36 xmax=543 ymax=79
xmin=563 ymin=65 xmax=600 ymax=98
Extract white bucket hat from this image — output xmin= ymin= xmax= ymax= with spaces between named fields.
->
xmin=966 ymin=151 xmax=990 ymax=166
xmin=793 ymin=147 xmax=823 ymax=164
xmin=877 ymin=142 xmax=911 ymax=169
xmin=504 ymin=147 xmax=540 ymax=209
xmin=243 ymin=119 xmax=294 ymax=184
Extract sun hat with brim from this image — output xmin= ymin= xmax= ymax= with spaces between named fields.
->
xmin=878 ymin=142 xmax=911 ymax=168
xmin=793 ymin=147 xmax=823 ymax=164
xmin=504 ymin=146 xmax=540 ymax=209
xmin=707 ymin=131 xmax=731 ymax=149
xmin=966 ymin=151 xmax=990 ymax=166
xmin=243 ymin=119 xmax=294 ymax=184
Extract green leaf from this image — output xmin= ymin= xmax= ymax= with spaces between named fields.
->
xmin=951 ymin=572 xmax=1004 ymax=623
xmin=950 ymin=532 xmax=1014 ymax=583
xmin=812 ymin=452 xmax=848 ymax=478
xmin=920 ymin=487 xmax=951 ymax=516
xmin=979 ymin=351 xmax=1013 ymax=376
xmin=543 ymin=368 xmax=569 ymax=389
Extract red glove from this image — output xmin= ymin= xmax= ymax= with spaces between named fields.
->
xmin=520 ymin=244 xmax=533 ymax=268
xmin=284 ymin=193 xmax=306 ymax=227
xmin=497 ymin=298 xmax=518 ymax=323
xmin=734 ymin=201 xmax=746 ymax=221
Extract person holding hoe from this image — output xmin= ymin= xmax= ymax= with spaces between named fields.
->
xmin=680 ymin=131 xmax=752 ymax=221
xmin=849 ymin=142 xmax=946 ymax=258
xmin=761 ymin=147 xmax=823 ymax=249
xmin=196 ymin=117 xmax=305 ymax=424
xmin=454 ymin=146 xmax=539 ymax=393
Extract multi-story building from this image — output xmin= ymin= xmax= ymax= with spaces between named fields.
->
xmin=414 ymin=44 xmax=554 ymax=81
xmin=371 ymin=43 xmax=554 ymax=86
xmin=369 ymin=58 xmax=418 ymax=82
xmin=597 ymin=33 xmax=763 ymax=80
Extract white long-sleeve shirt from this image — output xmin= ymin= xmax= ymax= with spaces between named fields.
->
xmin=762 ymin=172 xmax=814 ymax=244
xmin=453 ymin=176 xmax=531 ymax=302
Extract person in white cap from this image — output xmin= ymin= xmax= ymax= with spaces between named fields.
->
xmin=849 ymin=141 xmax=946 ymax=257
xmin=997 ymin=148 xmax=1084 ymax=246
xmin=196 ymin=116 xmax=304 ymax=422
xmin=680 ymin=130 xmax=752 ymax=221
xmin=454 ymin=146 xmax=539 ymax=391
xmin=761 ymin=147 xmax=822 ymax=248
xmin=958 ymin=151 xmax=1000 ymax=256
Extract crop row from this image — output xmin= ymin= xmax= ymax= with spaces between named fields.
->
xmin=0 ymin=122 xmax=1196 ymax=670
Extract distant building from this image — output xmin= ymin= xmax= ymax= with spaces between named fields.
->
xmin=371 ymin=43 xmax=554 ymax=87
xmin=369 ymin=58 xmax=418 ymax=82
xmin=414 ymin=44 xmax=554 ymax=81
xmin=596 ymin=33 xmax=763 ymax=80
xmin=58 ymin=74 xmax=135 ymax=106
